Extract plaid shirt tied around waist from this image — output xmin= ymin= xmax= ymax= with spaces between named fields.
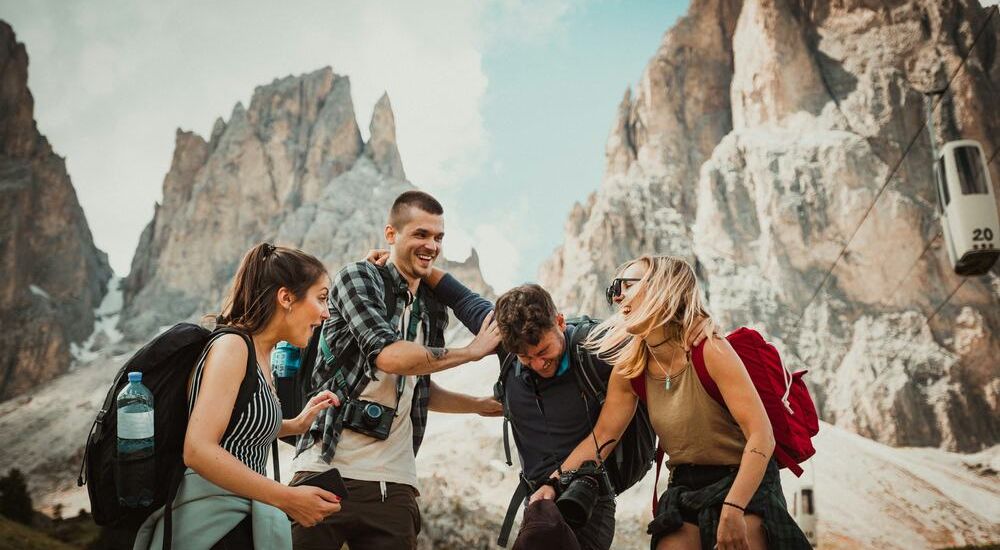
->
xmin=294 ymin=261 xmax=448 ymax=464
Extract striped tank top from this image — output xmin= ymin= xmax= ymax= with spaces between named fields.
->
xmin=188 ymin=334 xmax=282 ymax=475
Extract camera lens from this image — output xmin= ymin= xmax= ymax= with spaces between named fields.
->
xmin=556 ymin=475 xmax=600 ymax=528
xmin=362 ymin=403 xmax=384 ymax=428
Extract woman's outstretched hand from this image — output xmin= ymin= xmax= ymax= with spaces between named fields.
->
xmin=294 ymin=390 xmax=339 ymax=434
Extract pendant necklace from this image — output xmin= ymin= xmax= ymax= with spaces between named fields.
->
xmin=649 ymin=345 xmax=682 ymax=390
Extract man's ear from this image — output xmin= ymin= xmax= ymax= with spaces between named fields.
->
xmin=385 ymin=224 xmax=397 ymax=245
xmin=555 ymin=313 xmax=566 ymax=331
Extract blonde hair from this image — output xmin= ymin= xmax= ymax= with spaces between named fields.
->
xmin=588 ymin=255 xmax=712 ymax=379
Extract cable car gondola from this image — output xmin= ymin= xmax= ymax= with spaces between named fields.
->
xmin=791 ymin=483 xmax=818 ymax=546
xmin=933 ymin=140 xmax=999 ymax=276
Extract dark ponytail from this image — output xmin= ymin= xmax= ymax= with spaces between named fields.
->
xmin=215 ymin=243 xmax=327 ymax=334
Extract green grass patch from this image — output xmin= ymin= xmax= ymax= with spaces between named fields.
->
xmin=0 ymin=514 xmax=77 ymax=550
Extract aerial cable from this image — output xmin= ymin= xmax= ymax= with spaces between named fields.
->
xmin=886 ymin=228 xmax=943 ymax=306
xmin=924 ymin=277 xmax=970 ymax=327
xmin=787 ymin=6 xmax=998 ymax=336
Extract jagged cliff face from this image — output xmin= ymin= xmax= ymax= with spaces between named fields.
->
xmin=0 ymin=21 xmax=112 ymax=400
xmin=121 ymin=69 xmax=490 ymax=339
xmin=540 ymin=0 xmax=1000 ymax=452
xmin=541 ymin=0 xmax=743 ymax=315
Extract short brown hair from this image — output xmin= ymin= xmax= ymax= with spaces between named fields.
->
xmin=388 ymin=190 xmax=443 ymax=229
xmin=494 ymin=284 xmax=559 ymax=353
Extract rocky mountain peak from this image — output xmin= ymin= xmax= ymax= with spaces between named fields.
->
xmin=0 ymin=20 xmax=112 ymax=400
xmin=120 ymin=68 xmax=489 ymax=339
xmin=730 ymin=0 xmax=828 ymax=129
xmin=0 ymin=22 xmax=37 ymax=159
xmin=540 ymin=0 xmax=1000 ymax=452
xmin=365 ymin=92 xmax=406 ymax=180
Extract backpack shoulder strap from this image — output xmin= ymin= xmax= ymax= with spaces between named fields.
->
xmin=497 ymin=476 xmax=531 ymax=547
xmin=567 ymin=318 xmax=607 ymax=404
xmin=211 ymin=327 xmax=259 ymax=420
xmin=374 ymin=264 xmax=399 ymax=321
xmin=630 ymin=375 xmax=648 ymax=403
xmin=690 ymin=336 xmax=725 ymax=407
xmin=497 ymin=352 xmax=518 ymax=466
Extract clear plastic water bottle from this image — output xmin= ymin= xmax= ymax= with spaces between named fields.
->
xmin=116 ymin=371 xmax=155 ymax=508
xmin=271 ymin=341 xmax=301 ymax=378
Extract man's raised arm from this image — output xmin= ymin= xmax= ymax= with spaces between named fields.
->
xmin=330 ymin=262 xmax=499 ymax=377
xmin=426 ymin=267 xmax=495 ymax=336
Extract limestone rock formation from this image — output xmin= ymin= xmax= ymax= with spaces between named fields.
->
xmin=365 ymin=93 xmax=406 ymax=180
xmin=540 ymin=0 xmax=1000 ymax=451
xmin=121 ymin=68 xmax=491 ymax=339
xmin=0 ymin=21 xmax=112 ymax=400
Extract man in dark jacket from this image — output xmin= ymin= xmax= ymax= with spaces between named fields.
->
xmin=429 ymin=272 xmax=618 ymax=550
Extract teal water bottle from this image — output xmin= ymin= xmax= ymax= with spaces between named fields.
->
xmin=273 ymin=342 xmax=302 ymax=419
xmin=271 ymin=341 xmax=302 ymax=378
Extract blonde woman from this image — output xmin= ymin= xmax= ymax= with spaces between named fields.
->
xmin=538 ymin=256 xmax=809 ymax=550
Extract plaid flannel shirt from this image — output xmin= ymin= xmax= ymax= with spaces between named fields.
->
xmin=294 ymin=261 xmax=448 ymax=464
xmin=648 ymin=461 xmax=811 ymax=549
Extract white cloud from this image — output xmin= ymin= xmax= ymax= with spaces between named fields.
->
xmin=0 ymin=0 xmax=571 ymax=279
xmin=473 ymin=223 xmax=523 ymax=292
xmin=436 ymin=204 xmax=522 ymax=292
xmin=484 ymin=0 xmax=574 ymax=48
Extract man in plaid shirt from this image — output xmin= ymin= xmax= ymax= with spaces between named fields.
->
xmin=290 ymin=191 xmax=502 ymax=549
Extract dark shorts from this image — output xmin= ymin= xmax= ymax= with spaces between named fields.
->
xmin=290 ymin=473 xmax=421 ymax=550
xmin=668 ymin=463 xmax=744 ymax=525
xmin=649 ymin=460 xmax=810 ymax=550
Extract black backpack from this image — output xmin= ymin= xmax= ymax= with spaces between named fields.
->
xmin=276 ymin=264 xmax=399 ymax=444
xmin=494 ymin=316 xmax=657 ymax=546
xmin=77 ymin=323 xmax=278 ymax=548
xmin=563 ymin=316 xmax=656 ymax=495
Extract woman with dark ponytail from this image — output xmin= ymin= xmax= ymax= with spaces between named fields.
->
xmin=170 ymin=243 xmax=342 ymax=548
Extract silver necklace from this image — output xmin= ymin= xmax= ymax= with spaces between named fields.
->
xmin=649 ymin=346 xmax=683 ymax=390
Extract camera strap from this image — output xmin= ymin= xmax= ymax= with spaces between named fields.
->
xmin=569 ymin=348 xmax=613 ymax=471
xmin=564 ymin=324 xmax=613 ymax=471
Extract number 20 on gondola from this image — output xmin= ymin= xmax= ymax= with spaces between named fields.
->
xmin=934 ymin=140 xmax=1000 ymax=276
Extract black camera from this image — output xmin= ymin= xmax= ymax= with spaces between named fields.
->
xmin=341 ymin=399 xmax=395 ymax=440
xmin=556 ymin=460 xmax=614 ymax=529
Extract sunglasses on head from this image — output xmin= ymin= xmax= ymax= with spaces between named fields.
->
xmin=605 ymin=277 xmax=641 ymax=306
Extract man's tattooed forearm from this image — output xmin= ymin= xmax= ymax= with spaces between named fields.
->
xmin=747 ymin=447 xmax=769 ymax=459
xmin=427 ymin=347 xmax=449 ymax=360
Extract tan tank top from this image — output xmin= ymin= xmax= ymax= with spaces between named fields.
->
xmin=646 ymin=358 xmax=746 ymax=468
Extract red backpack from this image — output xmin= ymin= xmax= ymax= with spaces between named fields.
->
xmin=631 ymin=328 xmax=818 ymax=511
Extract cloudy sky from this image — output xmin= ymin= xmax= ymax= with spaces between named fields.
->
xmin=0 ymin=0 xmax=687 ymax=291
